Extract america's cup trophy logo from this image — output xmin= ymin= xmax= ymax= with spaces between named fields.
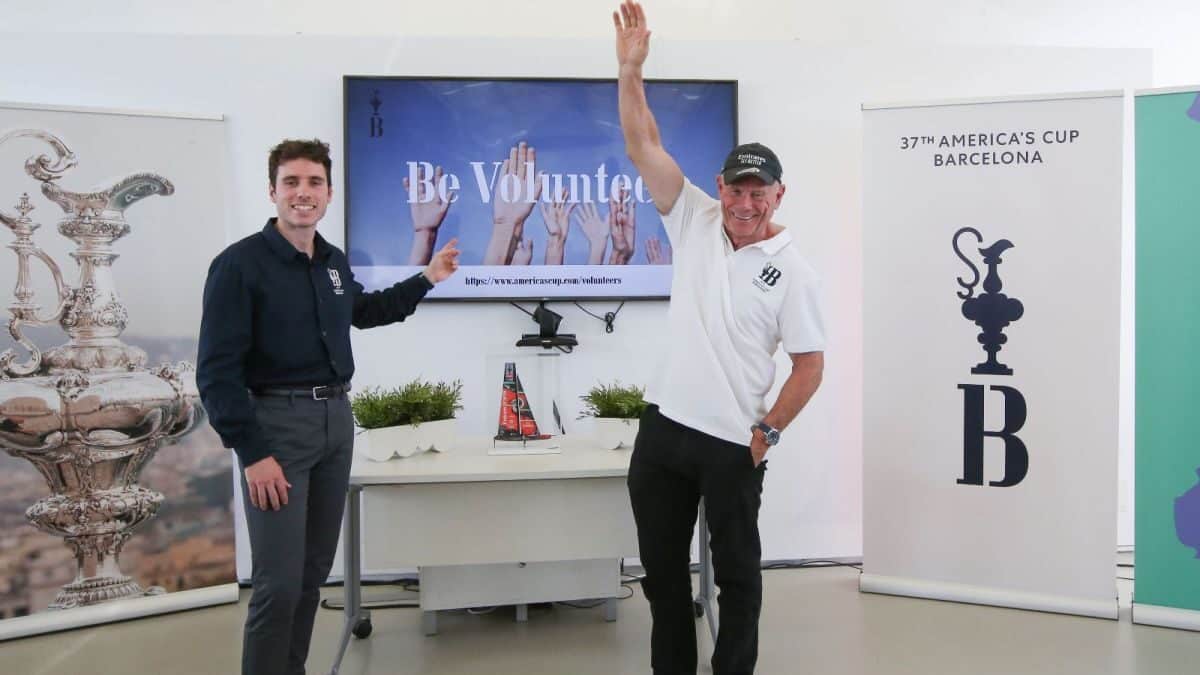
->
xmin=953 ymin=227 xmax=1024 ymax=375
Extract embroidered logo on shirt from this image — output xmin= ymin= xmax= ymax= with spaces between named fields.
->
xmin=328 ymin=268 xmax=345 ymax=295
xmin=753 ymin=262 xmax=782 ymax=291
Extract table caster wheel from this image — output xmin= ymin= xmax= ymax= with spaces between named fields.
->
xmin=353 ymin=618 xmax=373 ymax=639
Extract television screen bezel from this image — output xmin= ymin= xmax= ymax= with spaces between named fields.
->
xmin=342 ymin=74 xmax=739 ymax=303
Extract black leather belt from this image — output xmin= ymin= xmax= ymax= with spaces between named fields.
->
xmin=252 ymin=383 xmax=352 ymax=400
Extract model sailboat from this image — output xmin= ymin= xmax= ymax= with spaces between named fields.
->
xmin=494 ymin=361 xmax=551 ymax=441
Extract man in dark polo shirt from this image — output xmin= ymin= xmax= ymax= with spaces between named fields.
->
xmin=197 ymin=138 xmax=459 ymax=675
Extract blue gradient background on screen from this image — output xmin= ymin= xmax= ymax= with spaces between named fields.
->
xmin=344 ymin=78 xmax=736 ymax=295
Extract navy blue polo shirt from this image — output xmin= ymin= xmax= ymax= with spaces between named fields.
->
xmin=197 ymin=219 xmax=433 ymax=466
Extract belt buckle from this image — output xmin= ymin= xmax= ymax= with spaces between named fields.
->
xmin=312 ymin=385 xmax=330 ymax=401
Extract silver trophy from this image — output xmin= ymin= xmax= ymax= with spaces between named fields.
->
xmin=0 ymin=129 xmax=206 ymax=609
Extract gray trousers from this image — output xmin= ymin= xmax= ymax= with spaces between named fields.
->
xmin=239 ymin=393 xmax=354 ymax=675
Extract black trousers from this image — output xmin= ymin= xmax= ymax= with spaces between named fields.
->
xmin=239 ymin=393 xmax=355 ymax=675
xmin=628 ymin=405 xmax=766 ymax=675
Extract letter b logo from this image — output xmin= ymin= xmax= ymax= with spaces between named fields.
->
xmin=759 ymin=264 xmax=782 ymax=287
xmin=957 ymin=384 xmax=1028 ymax=487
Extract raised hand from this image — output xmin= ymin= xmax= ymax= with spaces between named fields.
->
xmin=484 ymin=142 xmax=543 ymax=264
xmin=613 ymin=1 xmax=651 ymax=69
xmin=404 ymin=164 xmax=453 ymax=232
xmin=493 ymin=142 xmax=542 ymax=229
xmin=404 ymin=165 xmax=454 ymax=265
xmin=575 ymin=200 xmax=611 ymax=265
xmin=645 ymin=236 xmax=671 ymax=265
xmin=539 ymin=188 xmax=575 ymax=265
xmin=607 ymin=188 xmax=636 ymax=265
xmin=511 ymin=239 xmax=533 ymax=266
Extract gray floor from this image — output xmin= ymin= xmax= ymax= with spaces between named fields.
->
xmin=2 ymin=559 xmax=1197 ymax=675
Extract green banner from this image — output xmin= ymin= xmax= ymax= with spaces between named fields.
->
xmin=1136 ymin=89 xmax=1200 ymax=612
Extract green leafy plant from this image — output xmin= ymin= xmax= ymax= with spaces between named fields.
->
xmin=351 ymin=379 xmax=463 ymax=429
xmin=579 ymin=382 xmax=647 ymax=419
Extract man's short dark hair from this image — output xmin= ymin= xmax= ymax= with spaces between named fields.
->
xmin=268 ymin=139 xmax=332 ymax=186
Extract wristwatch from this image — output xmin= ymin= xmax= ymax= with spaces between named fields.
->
xmin=752 ymin=421 xmax=781 ymax=446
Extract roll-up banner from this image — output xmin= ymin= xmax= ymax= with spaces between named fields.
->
xmin=0 ymin=102 xmax=236 ymax=640
xmin=1133 ymin=85 xmax=1200 ymax=632
xmin=862 ymin=92 xmax=1123 ymax=618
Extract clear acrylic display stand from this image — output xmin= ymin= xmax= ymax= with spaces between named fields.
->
xmin=485 ymin=351 xmax=566 ymax=455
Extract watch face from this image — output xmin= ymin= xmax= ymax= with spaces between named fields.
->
xmin=754 ymin=422 xmax=780 ymax=445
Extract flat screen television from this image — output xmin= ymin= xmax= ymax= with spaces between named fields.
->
xmin=343 ymin=76 xmax=737 ymax=301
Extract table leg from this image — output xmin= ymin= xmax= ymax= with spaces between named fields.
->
xmin=604 ymin=597 xmax=618 ymax=622
xmin=329 ymin=485 xmax=365 ymax=675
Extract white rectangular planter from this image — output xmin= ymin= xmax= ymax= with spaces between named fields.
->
xmin=357 ymin=418 xmax=457 ymax=461
xmin=591 ymin=417 xmax=639 ymax=450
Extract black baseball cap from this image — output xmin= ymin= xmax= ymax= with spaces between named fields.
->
xmin=721 ymin=142 xmax=783 ymax=185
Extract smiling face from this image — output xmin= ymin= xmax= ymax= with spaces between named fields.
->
xmin=269 ymin=158 xmax=331 ymax=233
xmin=716 ymin=174 xmax=786 ymax=246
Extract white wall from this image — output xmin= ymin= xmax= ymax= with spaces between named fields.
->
xmin=0 ymin=31 xmax=1151 ymax=582
xmin=1 ymin=0 xmax=1196 ymax=84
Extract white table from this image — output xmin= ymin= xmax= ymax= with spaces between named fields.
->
xmin=328 ymin=435 xmax=640 ymax=674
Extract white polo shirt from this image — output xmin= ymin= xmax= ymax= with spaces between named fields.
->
xmin=646 ymin=179 xmax=825 ymax=446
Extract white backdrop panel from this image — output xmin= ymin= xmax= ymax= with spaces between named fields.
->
xmin=862 ymin=93 xmax=1123 ymax=617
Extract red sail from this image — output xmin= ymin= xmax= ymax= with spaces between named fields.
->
xmin=495 ymin=362 xmax=549 ymax=440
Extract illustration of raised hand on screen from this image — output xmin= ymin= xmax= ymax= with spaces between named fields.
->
xmin=403 ymin=164 xmax=454 ymax=265
xmin=607 ymin=188 xmax=636 ymax=265
xmin=575 ymin=200 xmax=611 ymax=265
xmin=484 ymin=142 xmax=543 ymax=265
xmin=511 ymin=239 xmax=534 ymax=266
xmin=538 ymin=188 xmax=575 ymax=266
xmin=644 ymin=236 xmax=671 ymax=265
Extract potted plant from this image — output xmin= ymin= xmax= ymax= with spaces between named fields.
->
xmin=579 ymin=382 xmax=647 ymax=450
xmin=351 ymin=379 xmax=463 ymax=461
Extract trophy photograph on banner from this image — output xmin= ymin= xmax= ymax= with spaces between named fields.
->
xmin=0 ymin=106 xmax=233 ymax=633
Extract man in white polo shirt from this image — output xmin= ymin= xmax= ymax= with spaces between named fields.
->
xmin=613 ymin=3 xmax=825 ymax=674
